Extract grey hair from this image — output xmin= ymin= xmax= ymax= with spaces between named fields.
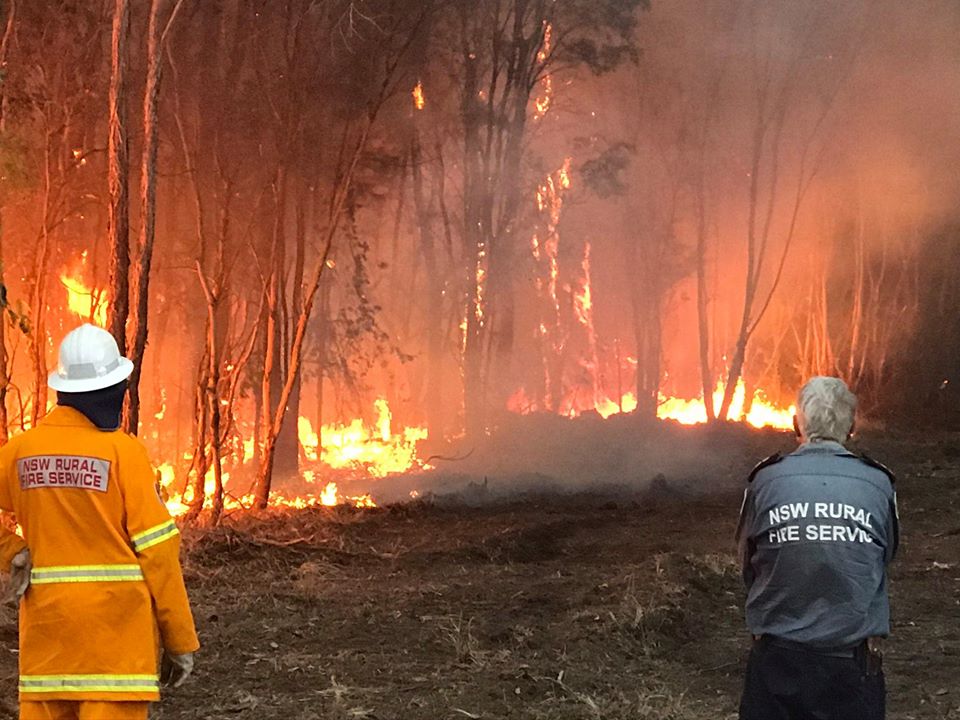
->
xmin=796 ymin=376 xmax=857 ymax=443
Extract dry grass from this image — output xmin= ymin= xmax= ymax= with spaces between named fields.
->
xmin=436 ymin=613 xmax=484 ymax=666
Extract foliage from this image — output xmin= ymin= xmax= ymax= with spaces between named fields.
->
xmin=0 ymin=272 xmax=29 ymax=335
xmin=554 ymin=0 xmax=647 ymax=74
xmin=580 ymin=142 xmax=634 ymax=199
xmin=319 ymin=191 xmax=414 ymax=404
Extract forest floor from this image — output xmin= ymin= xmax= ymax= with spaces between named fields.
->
xmin=0 ymin=425 xmax=959 ymax=719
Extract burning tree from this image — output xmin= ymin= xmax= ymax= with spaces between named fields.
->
xmin=696 ymin=2 xmax=859 ymax=420
xmin=451 ymin=0 xmax=645 ymax=437
xmin=248 ymin=3 xmax=429 ymax=509
xmin=138 ymin=1 xmax=431 ymax=514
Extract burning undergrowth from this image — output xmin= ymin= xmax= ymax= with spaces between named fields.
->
xmin=365 ymin=414 xmax=794 ymax=507
xmin=176 ymin=414 xmax=794 ymax=556
xmin=161 ymin=397 xmax=796 ymax=523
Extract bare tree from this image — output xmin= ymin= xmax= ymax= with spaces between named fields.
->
xmin=106 ymin=0 xmax=130 ymax=350
xmin=456 ymin=0 xmax=642 ymax=436
xmin=124 ymin=0 xmax=186 ymax=433
xmin=713 ymin=4 xmax=852 ymax=420
xmin=167 ymin=0 xmax=260 ymax=523
xmin=692 ymin=73 xmax=725 ymax=421
xmin=253 ymin=5 xmax=426 ymax=508
xmin=0 ymin=0 xmax=16 ymax=440
xmin=16 ymin=4 xmax=104 ymax=424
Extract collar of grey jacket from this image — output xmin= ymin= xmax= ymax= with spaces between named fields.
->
xmin=794 ymin=440 xmax=850 ymax=455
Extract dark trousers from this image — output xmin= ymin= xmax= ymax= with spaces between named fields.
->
xmin=739 ymin=640 xmax=885 ymax=720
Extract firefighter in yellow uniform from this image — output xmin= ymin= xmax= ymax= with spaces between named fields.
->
xmin=0 ymin=324 xmax=199 ymax=720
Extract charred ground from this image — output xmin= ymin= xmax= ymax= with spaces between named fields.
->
xmin=1 ymin=426 xmax=958 ymax=720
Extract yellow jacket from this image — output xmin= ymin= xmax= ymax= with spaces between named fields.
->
xmin=0 ymin=406 xmax=199 ymax=702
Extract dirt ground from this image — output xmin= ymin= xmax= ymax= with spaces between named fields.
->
xmin=1 ymin=426 xmax=958 ymax=719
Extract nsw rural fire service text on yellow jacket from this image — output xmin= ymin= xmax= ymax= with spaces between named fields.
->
xmin=0 ymin=405 xmax=199 ymax=702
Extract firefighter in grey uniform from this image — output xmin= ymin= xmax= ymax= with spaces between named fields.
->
xmin=736 ymin=376 xmax=899 ymax=720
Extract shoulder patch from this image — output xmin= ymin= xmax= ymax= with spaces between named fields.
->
xmin=747 ymin=453 xmax=783 ymax=483
xmin=852 ymin=452 xmax=896 ymax=485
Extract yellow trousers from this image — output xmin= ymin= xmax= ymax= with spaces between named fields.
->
xmin=20 ymin=701 xmax=149 ymax=720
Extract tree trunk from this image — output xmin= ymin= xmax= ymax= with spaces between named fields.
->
xmin=184 ymin=355 xmax=210 ymax=524
xmin=107 ymin=0 xmax=131 ymax=351
xmin=258 ymin=168 xmax=287 ymax=499
xmin=0 ymin=0 xmax=14 ymax=440
xmin=694 ymin=169 xmax=715 ymax=421
xmin=460 ymin=45 xmax=486 ymax=438
xmin=273 ymin=184 xmax=306 ymax=478
xmin=256 ymin=233 xmax=283 ymax=506
xmin=125 ymin=0 xmax=166 ymax=434
xmin=717 ymin=114 xmax=764 ymax=421
xmin=28 ymin=135 xmax=55 ymax=425
xmin=632 ymin=299 xmax=662 ymax=420
xmin=203 ymin=285 xmax=225 ymax=524
xmin=254 ymin=124 xmax=374 ymax=508
xmin=457 ymin=5 xmax=548 ymax=436
xmin=0 ymin=211 xmax=8 ymax=442
xmin=628 ymin=238 xmax=662 ymax=420
xmin=314 ymin=280 xmax=331 ymax=451
xmin=411 ymin=134 xmax=444 ymax=439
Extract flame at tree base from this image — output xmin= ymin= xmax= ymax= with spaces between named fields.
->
xmin=656 ymin=379 xmax=795 ymax=429
xmin=157 ymin=398 xmax=426 ymax=518
xmin=155 ymin=383 xmax=791 ymax=519
xmin=510 ymin=379 xmax=795 ymax=430
xmin=159 ymin=468 xmax=383 ymax=519
xmin=298 ymin=398 xmax=429 ymax=478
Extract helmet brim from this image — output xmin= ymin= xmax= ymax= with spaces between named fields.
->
xmin=48 ymin=357 xmax=134 ymax=393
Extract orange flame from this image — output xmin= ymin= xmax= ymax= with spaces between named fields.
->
xmin=412 ymin=80 xmax=425 ymax=110
xmin=158 ymin=464 xmax=384 ymax=518
xmin=299 ymin=398 xmax=429 ymax=478
xmin=529 ymin=158 xmax=575 ymax=410
xmin=509 ymin=380 xmax=794 ymax=430
xmin=319 ymin=481 xmax=338 ymax=506
xmin=158 ymin=399 xmax=426 ymax=517
xmin=533 ymin=22 xmax=553 ymax=120
xmin=573 ymin=242 xmax=594 ymax=324
xmin=474 ymin=244 xmax=487 ymax=326
xmin=656 ymin=380 xmax=795 ymax=430
xmin=61 ymin=274 xmax=107 ymax=326
xmin=595 ymin=392 xmax=638 ymax=419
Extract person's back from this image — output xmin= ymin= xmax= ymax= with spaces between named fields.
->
xmin=737 ymin=377 xmax=898 ymax=720
xmin=744 ymin=443 xmax=897 ymax=648
xmin=0 ymin=324 xmax=199 ymax=720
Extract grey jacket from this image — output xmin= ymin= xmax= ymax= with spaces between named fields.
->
xmin=736 ymin=441 xmax=899 ymax=648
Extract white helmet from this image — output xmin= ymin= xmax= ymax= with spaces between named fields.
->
xmin=48 ymin=324 xmax=134 ymax=393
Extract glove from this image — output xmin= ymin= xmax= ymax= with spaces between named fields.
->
xmin=160 ymin=651 xmax=195 ymax=688
xmin=8 ymin=548 xmax=30 ymax=602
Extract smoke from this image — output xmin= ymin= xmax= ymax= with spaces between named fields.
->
xmin=369 ymin=413 xmax=793 ymax=505
xmin=548 ymin=0 xmax=960 ymax=406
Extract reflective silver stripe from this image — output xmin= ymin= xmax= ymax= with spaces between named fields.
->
xmin=20 ymin=674 xmax=158 ymax=693
xmin=62 ymin=357 xmax=120 ymax=380
xmin=31 ymin=565 xmax=144 ymax=584
xmin=130 ymin=520 xmax=179 ymax=551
